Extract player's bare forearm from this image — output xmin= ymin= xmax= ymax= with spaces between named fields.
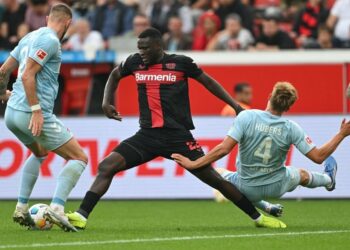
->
xmin=196 ymin=72 xmax=244 ymax=115
xmin=0 ymin=56 xmax=18 ymax=95
xmin=172 ymin=136 xmax=237 ymax=170
xmin=102 ymin=67 xmax=122 ymax=106
xmin=22 ymin=69 xmax=40 ymax=106
xmin=307 ymin=133 xmax=345 ymax=164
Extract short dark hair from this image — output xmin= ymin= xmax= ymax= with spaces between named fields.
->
xmin=234 ymin=82 xmax=250 ymax=94
xmin=138 ymin=27 xmax=162 ymax=41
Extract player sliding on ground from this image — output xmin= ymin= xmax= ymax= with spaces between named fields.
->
xmin=67 ymin=28 xmax=285 ymax=229
xmin=172 ymin=82 xmax=350 ymax=226
xmin=0 ymin=4 xmax=86 ymax=232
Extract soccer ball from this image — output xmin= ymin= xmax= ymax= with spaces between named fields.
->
xmin=213 ymin=189 xmax=229 ymax=203
xmin=29 ymin=204 xmax=53 ymax=230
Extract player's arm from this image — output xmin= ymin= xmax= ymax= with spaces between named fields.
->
xmin=0 ymin=56 xmax=18 ymax=103
xmin=172 ymin=136 xmax=238 ymax=170
xmin=102 ymin=66 xmax=123 ymax=121
xmin=346 ymin=83 xmax=350 ymax=99
xmin=22 ymin=58 xmax=44 ymax=136
xmin=306 ymin=119 xmax=350 ymax=164
xmin=195 ymin=72 xmax=244 ymax=115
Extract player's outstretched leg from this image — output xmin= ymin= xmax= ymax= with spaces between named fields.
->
xmin=299 ymin=156 xmax=337 ymax=191
xmin=67 ymin=152 xmax=128 ymax=230
xmin=12 ymin=143 xmax=48 ymax=228
xmin=46 ymin=138 xmax=88 ymax=232
xmin=189 ymin=166 xmax=287 ymax=228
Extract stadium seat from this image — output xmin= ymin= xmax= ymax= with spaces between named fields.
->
xmin=61 ymin=78 xmax=92 ymax=116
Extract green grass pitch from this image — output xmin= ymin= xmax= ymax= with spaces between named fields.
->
xmin=0 ymin=200 xmax=350 ymax=250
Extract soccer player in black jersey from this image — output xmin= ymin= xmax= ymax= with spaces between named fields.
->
xmin=67 ymin=28 xmax=285 ymax=229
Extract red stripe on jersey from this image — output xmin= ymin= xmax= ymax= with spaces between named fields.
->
xmin=146 ymin=83 xmax=164 ymax=127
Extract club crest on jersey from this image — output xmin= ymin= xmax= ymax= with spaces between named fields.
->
xmin=36 ymin=49 xmax=48 ymax=60
xmin=165 ymin=63 xmax=176 ymax=69
xmin=306 ymin=136 xmax=313 ymax=144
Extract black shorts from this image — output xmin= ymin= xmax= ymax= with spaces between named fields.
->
xmin=113 ymin=128 xmax=205 ymax=168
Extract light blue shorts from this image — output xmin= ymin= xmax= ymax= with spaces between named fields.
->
xmin=221 ymin=167 xmax=301 ymax=202
xmin=4 ymin=106 xmax=73 ymax=151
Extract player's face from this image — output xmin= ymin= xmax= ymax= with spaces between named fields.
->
xmin=137 ymin=38 xmax=162 ymax=65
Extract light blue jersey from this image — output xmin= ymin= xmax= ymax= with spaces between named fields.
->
xmin=7 ymin=27 xmax=61 ymax=117
xmin=228 ymin=109 xmax=315 ymax=186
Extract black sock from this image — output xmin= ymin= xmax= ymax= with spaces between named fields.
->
xmin=77 ymin=191 xmax=101 ymax=219
xmin=233 ymin=195 xmax=260 ymax=220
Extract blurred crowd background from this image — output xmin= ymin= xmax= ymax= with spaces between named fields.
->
xmin=0 ymin=0 xmax=349 ymax=52
xmin=0 ymin=0 xmax=349 ymax=117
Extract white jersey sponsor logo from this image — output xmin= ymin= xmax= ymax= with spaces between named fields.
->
xmin=135 ymin=73 xmax=177 ymax=82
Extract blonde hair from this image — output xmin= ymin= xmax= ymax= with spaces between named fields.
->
xmin=270 ymin=82 xmax=298 ymax=113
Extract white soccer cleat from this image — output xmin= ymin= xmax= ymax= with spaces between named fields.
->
xmin=13 ymin=204 xmax=35 ymax=228
xmin=43 ymin=207 xmax=78 ymax=232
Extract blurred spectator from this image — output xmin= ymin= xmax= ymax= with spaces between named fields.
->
xmin=25 ymin=0 xmax=51 ymax=31
xmin=293 ymin=0 xmax=329 ymax=47
xmin=206 ymin=14 xmax=254 ymax=50
xmin=327 ymin=0 xmax=350 ymax=48
xmin=109 ymin=13 xmax=150 ymax=52
xmin=89 ymin=0 xmax=135 ymax=40
xmin=146 ymin=0 xmax=193 ymax=34
xmin=304 ymin=24 xmax=335 ymax=49
xmin=64 ymin=19 xmax=104 ymax=51
xmin=221 ymin=82 xmax=252 ymax=116
xmin=190 ymin=0 xmax=212 ymax=25
xmin=192 ymin=11 xmax=221 ymax=50
xmin=214 ymin=0 xmax=254 ymax=31
xmin=163 ymin=16 xmax=192 ymax=51
xmin=70 ymin=0 xmax=96 ymax=20
xmin=0 ymin=0 xmax=27 ymax=49
xmin=252 ymin=17 xmax=296 ymax=50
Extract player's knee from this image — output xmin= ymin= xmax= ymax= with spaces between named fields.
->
xmin=97 ymin=160 xmax=117 ymax=178
xmin=299 ymin=169 xmax=310 ymax=186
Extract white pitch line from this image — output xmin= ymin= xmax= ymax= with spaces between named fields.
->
xmin=1 ymin=230 xmax=349 ymax=249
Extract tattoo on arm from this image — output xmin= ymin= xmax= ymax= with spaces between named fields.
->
xmin=0 ymin=70 xmax=10 ymax=95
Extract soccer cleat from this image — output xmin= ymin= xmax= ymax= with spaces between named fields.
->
xmin=43 ymin=207 xmax=78 ymax=232
xmin=66 ymin=212 xmax=87 ymax=230
xmin=13 ymin=206 xmax=35 ymax=228
xmin=267 ymin=204 xmax=284 ymax=217
xmin=324 ymin=156 xmax=337 ymax=191
xmin=255 ymin=214 xmax=287 ymax=229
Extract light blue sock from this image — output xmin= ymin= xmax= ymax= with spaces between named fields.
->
xmin=254 ymin=200 xmax=273 ymax=213
xmin=306 ymin=171 xmax=331 ymax=188
xmin=18 ymin=155 xmax=46 ymax=204
xmin=52 ymin=160 xmax=86 ymax=206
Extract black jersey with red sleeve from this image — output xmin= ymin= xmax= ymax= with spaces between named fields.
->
xmin=119 ymin=53 xmax=203 ymax=130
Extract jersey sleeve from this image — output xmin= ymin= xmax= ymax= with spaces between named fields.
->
xmin=227 ymin=111 xmax=249 ymax=142
xmin=182 ymin=56 xmax=203 ymax=79
xmin=290 ymin=121 xmax=316 ymax=155
xmin=10 ymin=45 xmax=20 ymax=61
xmin=28 ymin=35 xmax=59 ymax=66
xmin=119 ymin=54 xmax=134 ymax=77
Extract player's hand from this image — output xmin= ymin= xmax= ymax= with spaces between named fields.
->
xmin=346 ymin=85 xmax=350 ymax=99
xmin=102 ymin=104 xmax=122 ymax=121
xmin=0 ymin=90 xmax=11 ymax=104
xmin=171 ymin=153 xmax=197 ymax=170
xmin=339 ymin=118 xmax=350 ymax=137
xmin=28 ymin=110 xmax=44 ymax=136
